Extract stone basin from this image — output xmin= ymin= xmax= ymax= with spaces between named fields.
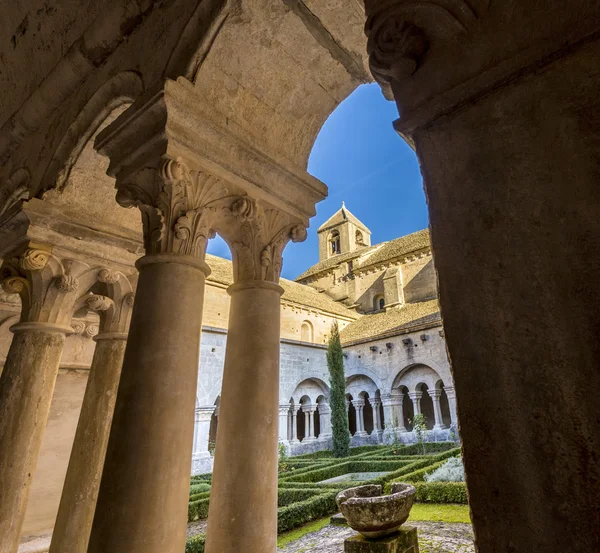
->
xmin=335 ymin=483 xmax=416 ymax=539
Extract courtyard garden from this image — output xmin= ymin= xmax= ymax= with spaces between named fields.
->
xmin=186 ymin=442 xmax=469 ymax=552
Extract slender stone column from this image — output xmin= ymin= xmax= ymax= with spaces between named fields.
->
xmin=88 ymin=254 xmax=208 ymax=553
xmin=0 ymin=247 xmax=80 ymax=553
xmin=49 ymin=332 xmax=127 ymax=553
xmin=290 ymin=409 xmax=298 ymax=442
xmin=191 ymin=407 xmax=215 ymax=475
xmin=205 ymin=280 xmax=284 ymax=553
xmin=428 ymin=389 xmax=446 ymax=430
xmin=408 ymin=392 xmax=422 ymax=416
xmin=370 ymin=398 xmax=383 ymax=432
xmin=318 ymin=403 xmax=332 ymax=439
xmin=444 ymin=386 xmax=458 ymax=426
xmin=352 ymin=399 xmax=367 ymax=437
xmin=278 ymin=405 xmax=291 ymax=448
xmin=303 ymin=408 xmax=311 ymax=439
xmin=0 ymin=323 xmax=69 ymax=553
xmin=302 ymin=405 xmax=316 ymax=441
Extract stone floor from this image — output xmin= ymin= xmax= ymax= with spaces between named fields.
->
xmin=187 ymin=519 xmax=474 ymax=553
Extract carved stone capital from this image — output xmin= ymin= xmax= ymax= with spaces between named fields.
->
xmin=97 ymin=268 xmax=121 ymax=284
xmin=364 ymin=0 xmax=488 ymax=98
xmin=220 ymin=198 xmax=307 ymax=284
xmin=86 ymin=294 xmax=113 ymax=312
xmin=116 ymin=157 xmax=230 ymax=260
xmin=54 ymin=275 xmax=79 ymax=293
xmin=19 ymin=247 xmax=51 ymax=272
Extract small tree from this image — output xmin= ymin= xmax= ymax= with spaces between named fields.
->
xmin=327 ymin=321 xmax=350 ymax=457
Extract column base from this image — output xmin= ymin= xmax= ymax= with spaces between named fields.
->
xmin=354 ymin=431 xmax=368 ymax=438
xmin=344 ymin=526 xmax=419 ymax=553
xmin=302 ymin=437 xmax=317 ymax=443
xmin=191 ymin=452 xmax=213 ymax=475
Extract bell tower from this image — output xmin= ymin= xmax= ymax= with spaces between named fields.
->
xmin=317 ymin=202 xmax=371 ymax=261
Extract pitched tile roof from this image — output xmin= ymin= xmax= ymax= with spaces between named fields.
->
xmin=339 ymin=299 xmax=441 ymax=344
xmin=205 ymin=254 xmax=359 ymax=320
xmin=295 ymin=228 xmax=430 ymax=281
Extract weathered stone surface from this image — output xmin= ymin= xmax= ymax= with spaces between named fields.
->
xmin=344 ymin=527 xmax=419 ymax=553
xmin=336 ymin=484 xmax=416 ymax=539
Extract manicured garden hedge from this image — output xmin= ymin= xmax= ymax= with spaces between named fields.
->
xmin=413 ymin=481 xmax=468 ymax=504
xmin=185 ymin=442 xmax=464 ymax=550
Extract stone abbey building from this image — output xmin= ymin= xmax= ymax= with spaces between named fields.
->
xmin=0 ymin=2 xmax=598 ymax=553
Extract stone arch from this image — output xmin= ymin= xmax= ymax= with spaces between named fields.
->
xmin=300 ymin=320 xmax=314 ymax=342
xmin=416 ymin=382 xmax=435 ymax=430
xmin=329 ymin=229 xmax=341 ymax=256
xmin=39 ymin=71 xmax=144 ymax=196
xmin=0 ymin=168 xmax=30 ymax=224
xmin=391 ymin=363 xmax=444 ymax=394
xmin=289 ymin=377 xmax=329 ymax=406
xmin=373 ymin=294 xmax=385 ymax=311
xmin=346 ymin=373 xmax=379 ymax=398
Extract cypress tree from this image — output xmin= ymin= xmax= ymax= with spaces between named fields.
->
xmin=327 ymin=321 xmax=350 ymax=457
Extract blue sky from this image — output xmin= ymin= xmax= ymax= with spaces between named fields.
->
xmin=207 ymin=83 xmax=429 ymax=280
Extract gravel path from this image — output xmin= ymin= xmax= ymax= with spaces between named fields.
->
xmin=187 ymin=519 xmax=474 ymax=552
xmin=276 ymin=521 xmax=474 ymax=553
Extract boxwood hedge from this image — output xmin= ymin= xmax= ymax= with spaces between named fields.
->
xmin=185 ymin=442 xmax=464 ymax=550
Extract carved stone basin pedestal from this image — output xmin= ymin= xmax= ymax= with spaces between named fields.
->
xmin=344 ymin=526 xmax=419 ymax=553
xmin=336 ymin=483 xmax=419 ymax=553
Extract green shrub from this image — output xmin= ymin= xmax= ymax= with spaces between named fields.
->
xmin=277 ymin=492 xmax=338 ymax=533
xmin=185 ymin=534 xmax=205 ymax=553
xmin=189 ymin=483 xmax=211 ymax=496
xmin=277 ymin=488 xmax=320 ymax=507
xmin=188 ymin=498 xmax=210 ymax=521
xmin=413 ymin=481 xmax=468 ymax=504
xmin=191 ymin=473 xmax=212 ymax=483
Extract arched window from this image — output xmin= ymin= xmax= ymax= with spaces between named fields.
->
xmin=355 ymin=230 xmax=364 ymax=246
xmin=300 ymin=321 xmax=314 ymax=342
xmin=330 ymin=230 xmax=341 ymax=255
xmin=374 ymin=294 xmax=385 ymax=311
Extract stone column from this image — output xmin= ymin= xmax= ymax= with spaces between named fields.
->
xmin=191 ymin=407 xmax=215 ymax=475
xmin=370 ymin=397 xmax=383 ymax=440
xmin=352 ymin=398 xmax=367 ymax=437
xmin=206 ymin=280 xmax=283 ymax=553
xmin=0 ymin=247 xmax=81 ymax=553
xmin=364 ymin=2 xmax=600 ymax=549
xmin=87 ymin=158 xmax=213 ymax=553
xmin=318 ymin=403 xmax=332 ymax=439
xmin=91 ymin=82 xmax=324 ymax=553
xmin=428 ymin=389 xmax=446 ymax=430
xmin=444 ymin=386 xmax=458 ymax=427
xmin=0 ymin=323 xmax=69 ymax=553
xmin=205 ymin=200 xmax=308 ymax=553
xmin=302 ymin=405 xmax=316 ymax=441
xmin=290 ymin=409 xmax=298 ymax=443
xmin=408 ymin=392 xmax=422 ymax=416
xmin=383 ymin=392 xmax=406 ymax=433
xmin=50 ymin=273 xmax=135 ymax=553
xmin=278 ymin=404 xmax=291 ymax=448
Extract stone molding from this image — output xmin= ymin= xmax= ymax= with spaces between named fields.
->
xmin=94 ymin=79 xmax=326 ymax=226
xmin=115 ymin=156 xmax=308 ymax=282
